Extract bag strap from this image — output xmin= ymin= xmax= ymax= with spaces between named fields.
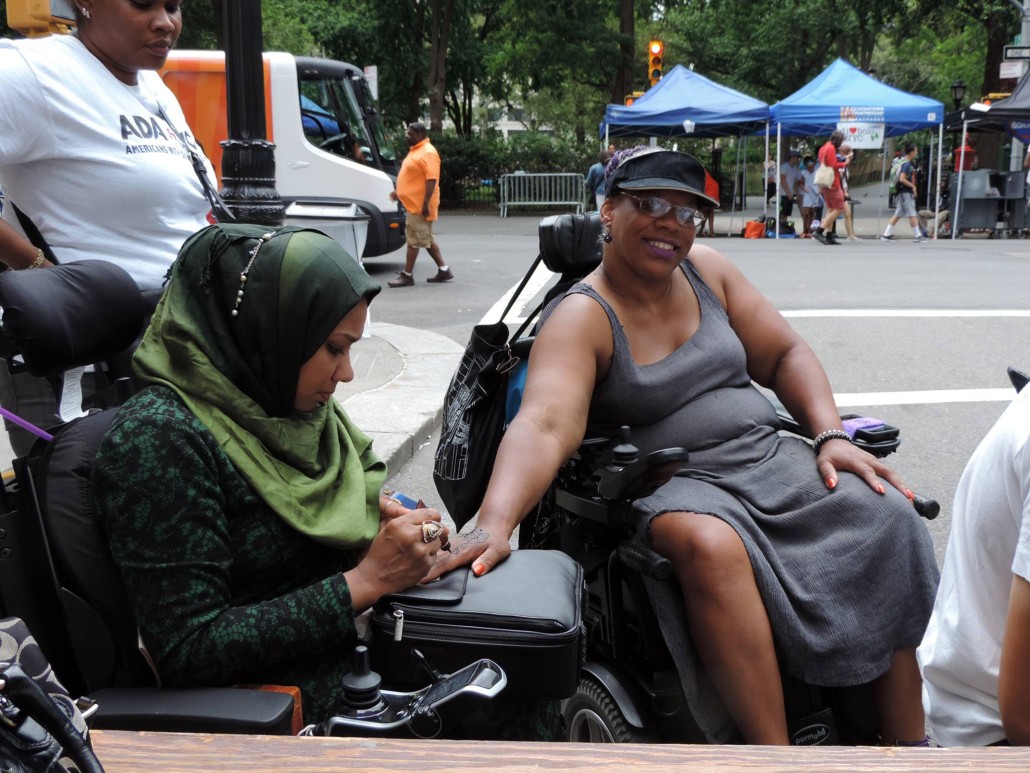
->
xmin=11 ymin=203 xmax=58 ymax=264
xmin=155 ymin=103 xmax=235 ymax=221
xmin=499 ymin=254 xmax=542 ymax=323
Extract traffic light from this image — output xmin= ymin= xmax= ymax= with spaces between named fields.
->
xmin=624 ymin=90 xmax=645 ymax=106
xmin=648 ymin=40 xmax=664 ymax=87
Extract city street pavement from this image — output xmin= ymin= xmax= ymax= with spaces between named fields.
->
xmin=2 ymin=177 xmax=1027 ymax=563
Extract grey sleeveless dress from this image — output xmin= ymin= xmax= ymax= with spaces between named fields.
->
xmin=562 ymin=260 xmax=939 ymax=738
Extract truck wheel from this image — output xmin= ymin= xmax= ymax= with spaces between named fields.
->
xmin=562 ymin=676 xmax=647 ymax=743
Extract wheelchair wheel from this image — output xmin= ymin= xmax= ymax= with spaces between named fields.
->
xmin=562 ymin=676 xmax=648 ymax=743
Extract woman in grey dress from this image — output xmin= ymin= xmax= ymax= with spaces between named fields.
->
xmin=432 ymin=148 xmax=938 ymax=745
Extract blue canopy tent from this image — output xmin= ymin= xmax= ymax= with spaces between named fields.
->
xmin=600 ymin=65 xmax=770 ymax=233
xmin=768 ymin=58 xmax=945 ymax=237
xmin=601 ymin=64 xmax=770 ymax=138
xmin=771 ymin=58 xmax=944 ymax=137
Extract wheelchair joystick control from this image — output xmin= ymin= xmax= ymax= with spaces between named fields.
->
xmin=340 ymin=646 xmax=385 ymax=713
xmin=610 ymin=426 xmax=638 ymax=467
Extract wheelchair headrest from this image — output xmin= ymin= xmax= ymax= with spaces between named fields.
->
xmin=538 ymin=213 xmax=602 ymax=277
xmin=0 ymin=261 xmax=146 ymax=377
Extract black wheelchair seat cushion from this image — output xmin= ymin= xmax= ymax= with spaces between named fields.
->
xmin=0 ymin=261 xmax=146 ymax=378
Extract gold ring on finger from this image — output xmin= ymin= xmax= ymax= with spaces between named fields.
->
xmin=421 ymin=521 xmax=443 ymax=543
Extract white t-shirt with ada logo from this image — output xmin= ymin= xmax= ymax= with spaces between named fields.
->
xmin=0 ymin=34 xmax=212 ymax=290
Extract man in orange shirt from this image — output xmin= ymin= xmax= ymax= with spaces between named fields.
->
xmin=388 ymin=123 xmax=453 ymax=287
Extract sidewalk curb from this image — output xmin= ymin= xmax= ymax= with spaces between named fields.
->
xmin=341 ymin=321 xmax=463 ymax=474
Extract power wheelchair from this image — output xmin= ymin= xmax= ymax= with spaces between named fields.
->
xmin=503 ymin=211 xmax=939 ymax=745
xmin=0 ymin=260 xmax=513 ymax=741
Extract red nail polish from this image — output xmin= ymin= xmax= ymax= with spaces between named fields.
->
xmin=826 ymin=477 xmax=836 ymax=489
xmin=472 ymin=563 xmax=485 ymax=576
xmin=877 ymin=484 xmax=886 ymax=495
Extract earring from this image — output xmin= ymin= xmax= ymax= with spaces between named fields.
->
xmin=601 ymin=223 xmax=613 ymax=244
xmin=80 ymin=7 xmax=91 ymax=18
xmin=231 ymin=232 xmax=275 ymax=317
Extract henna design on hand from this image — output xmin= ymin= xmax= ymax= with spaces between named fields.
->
xmin=448 ymin=528 xmax=489 ymax=554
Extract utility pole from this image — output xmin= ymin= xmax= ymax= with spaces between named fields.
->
xmin=219 ymin=0 xmax=284 ymax=225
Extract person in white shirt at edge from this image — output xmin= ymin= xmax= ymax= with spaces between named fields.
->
xmin=918 ymin=385 xmax=1030 ymax=745
xmin=0 ymin=0 xmax=214 ymax=456
xmin=778 ymin=150 xmax=802 ymax=220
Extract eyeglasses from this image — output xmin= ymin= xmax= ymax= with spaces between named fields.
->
xmin=621 ymin=192 xmax=706 ymax=228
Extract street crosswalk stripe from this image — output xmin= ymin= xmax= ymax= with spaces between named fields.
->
xmin=834 ymin=389 xmax=1015 ymax=407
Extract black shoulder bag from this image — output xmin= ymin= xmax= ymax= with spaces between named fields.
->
xmin=0 ymin=617 xmax=104 ymax=773
xmin=433 ymin=257 xmax=544 ymax=530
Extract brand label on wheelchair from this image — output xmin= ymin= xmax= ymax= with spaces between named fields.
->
xmin=791 ymin=722 xmax=832 ymax=745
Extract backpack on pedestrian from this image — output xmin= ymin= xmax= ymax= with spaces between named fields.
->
xmin=889 ymin=157 xmax=904 ymax=194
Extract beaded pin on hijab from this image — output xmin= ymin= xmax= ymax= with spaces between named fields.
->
xmin=231 ymin=231 xmax=275 ymax=318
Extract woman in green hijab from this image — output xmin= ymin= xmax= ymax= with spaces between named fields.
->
xmin=93 ymin=224 xmax=460 ymax=725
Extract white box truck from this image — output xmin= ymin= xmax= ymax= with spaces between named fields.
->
xmin=161 ymin=51 xmax=406 ymax=258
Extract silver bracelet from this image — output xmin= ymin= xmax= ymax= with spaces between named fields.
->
xmin=812 ymin=429 xmax=852 ymax=454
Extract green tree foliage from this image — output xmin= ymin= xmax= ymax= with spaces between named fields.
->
xmin=661 ymin=0 xmax=912 ymax=103
xmin=3 ymin=0 xmax=1008 ymax=145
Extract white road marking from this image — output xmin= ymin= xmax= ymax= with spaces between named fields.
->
xmin=481 ymin=261 xmax=555 ymax=325
xmin=490 ymin=278 xmax=1025 ymax=406
xmin=834 ymin=389 xmax=1014 ymax=407
xmin=781 ymin=309 xmax=1030 ymax=317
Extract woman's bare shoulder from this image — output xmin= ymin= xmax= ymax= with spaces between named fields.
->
xmin=535 ymin=285 xmax=615 ymax=357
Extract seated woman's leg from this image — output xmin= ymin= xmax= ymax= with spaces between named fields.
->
xmin=650 ymin=511 xmax=789 ymax=745
xmin=873 ymin=647 xmax=927 ymax=744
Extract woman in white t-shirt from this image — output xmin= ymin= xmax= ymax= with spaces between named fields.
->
xmin=918 ymin=386 xmax=1030 ymax=746
xmin=0 ymin=0 xmax=214 ymax=455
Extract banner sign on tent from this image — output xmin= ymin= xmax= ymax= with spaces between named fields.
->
xmin=1008 ymin=120 xmax=1030 ymax=144
xmin=837 ymin=121 xmax=884 ymax=148
xmin=840 ymin=106 xmax=884 ymax=122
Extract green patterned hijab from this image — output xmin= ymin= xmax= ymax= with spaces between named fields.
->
xmin=133 ymin=224 xmax=385 ymax=548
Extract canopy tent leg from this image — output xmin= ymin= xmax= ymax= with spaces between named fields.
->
xmin=763 ymin=124 xmax=771 ymax=220
xmin=933 ymin=123 xmax=943 ymax=239
xmin=774 ymin=123 xmax=782 ymax=239
xmin=953 ymin=121 xmax=969 ymax=240
xmin=726 ymin=135 xmax=745 ymax=237
xmin=877 ymin=146 xmax=887 ymax=238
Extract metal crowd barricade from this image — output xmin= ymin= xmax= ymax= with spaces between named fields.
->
xmin=499 ymin=173 xmax=585 ymax=217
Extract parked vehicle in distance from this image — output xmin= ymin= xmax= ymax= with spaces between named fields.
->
xmin=162 ymin=51 xmax=406 ymax=258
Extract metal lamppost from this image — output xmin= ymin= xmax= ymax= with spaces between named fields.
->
xmin=951 ymin=79 xmax=967 ymax=113
xmin=218 ymin=0 xmax=284 ymax=225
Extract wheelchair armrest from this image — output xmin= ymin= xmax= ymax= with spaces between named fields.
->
xmin=771 ymin=399 xmax=901 ymax=459
xmin=88 ymin=686 xmax=296 ymax=735
xmin=597 ymin=447 xmax=689 ymax=501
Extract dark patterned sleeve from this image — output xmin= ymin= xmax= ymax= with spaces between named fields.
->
xmin=93 ymin=392 xmax=359 ymax=687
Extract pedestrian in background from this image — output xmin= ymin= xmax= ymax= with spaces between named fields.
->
xmin=798 ymin=156 xmax=821 ymax=238
xmin=585 ymin=151 xmax=611 ymax=211
xmin=881 ymin=143 xmax=923 ymax=243
xmin=388 ymin=122 xmax=453 ymax=287
xmin=779 ymin=151 xmax=802 ymax=219
xmin=698 ymin=168 xmax=719 ymax=237
xmin=812 ymin=131 xmax=850 ymax=246
xmin=764 ymin=158 xmax=777 ymax=206
xmin=837 ymin=143 xmax=860 ymax=241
